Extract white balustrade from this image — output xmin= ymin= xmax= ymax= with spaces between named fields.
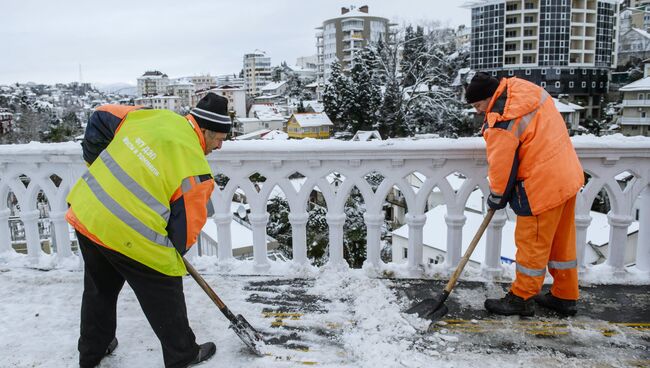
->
xmin=0 ymin=137 xmax=648 ymax=280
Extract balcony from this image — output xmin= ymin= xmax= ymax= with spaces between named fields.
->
xmin=620 ymin=117 xmax=650 ymax=125
xmin=621 ymin=100 xmax=650 ymax=107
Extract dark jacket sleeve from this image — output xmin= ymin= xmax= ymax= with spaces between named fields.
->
xmin=81 ymin=105 xmax=142 ymax=165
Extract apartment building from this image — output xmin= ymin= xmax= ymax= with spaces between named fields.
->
xmin=315 ymin=5 xmax=396 ymax=82
xmin=467 ymin=0 xmax=620 ymax=117
xmin=136 ymin=71 xmax=169 ymax=97
xmin=243 ymin=51 xmax=273 ymax=97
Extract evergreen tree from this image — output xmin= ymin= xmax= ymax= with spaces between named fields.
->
xmin=348 ymin=50 xmax=381 ymax=133
xmin=323 ymin=61 xmax=352 ymax=132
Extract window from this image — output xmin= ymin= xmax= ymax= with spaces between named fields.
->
xmin=582 ymin=81 xmax=587 ymax=88
xmin=492 ymin=71 xmax=498 ymax=76
xmin=583 ymin=69 xmax=587 ymax=75
xmin=541 ymin=69 xmax=547 ymax=75
xmin=642 ymin=112 xmax=647 ymax=118
xmin=556 ymin=69 xmax=561 ymax=75
xmin=592 ymin=82 xmax=596 ymax=88
xmin=569 ymin=81 xmax=574 ymax=88
xmin=555 ymin=81 xmax=561 ymax=88
xmin=508 ymin=69 xmax=515 ymax=76
xmin=403 ymin=248 xmax=408 ymax=259
xmin=640 ymin=93 xmax=646 ymax=100
xmin=525 ymin=69 xmax=532 ymax=75
xmin=541 ymin=81 xmax=546 ymax=88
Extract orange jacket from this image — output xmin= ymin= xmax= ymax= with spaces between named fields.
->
xmin=69 ymin=105 xmax=214 ymax=254
xmin=482 ymin=77 xmax=584 ymax=215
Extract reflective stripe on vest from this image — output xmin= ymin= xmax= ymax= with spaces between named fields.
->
xmin=99 ymin=150 xmax=170 ymax=222
xmin=548 ymin=260 xmax=577 ymax=270
xmin=514 ymin=90 xmax=551 ymax=138
xmin=82 ymin=171 xmax=173 ymax=248
xmin=516 ymin=263 xmax=546 ymax=277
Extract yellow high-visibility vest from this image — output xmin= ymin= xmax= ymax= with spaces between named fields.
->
xmin=67 ymin=109 xmax=211 ymax=276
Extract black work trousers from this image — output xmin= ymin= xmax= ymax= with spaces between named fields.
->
xmin=77 ymin=231 xmax=199 ymax=368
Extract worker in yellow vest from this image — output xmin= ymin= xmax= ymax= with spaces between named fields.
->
xmin=66 ymin=93 xmax=231 ymax=368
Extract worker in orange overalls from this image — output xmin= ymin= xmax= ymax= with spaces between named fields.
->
xmin=465 ymin=72 xmax=584 ymax=316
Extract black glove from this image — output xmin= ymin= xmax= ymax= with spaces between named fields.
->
xmin=487 ymin=192 xmax=507 ymax=210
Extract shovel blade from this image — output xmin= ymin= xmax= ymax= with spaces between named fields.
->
xmin=404 ymin=293 xmax=449 ymax=321
xmin=229 ymin=314 xmax=266 ymax=356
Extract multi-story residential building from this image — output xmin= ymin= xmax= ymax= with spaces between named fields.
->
xmin=136 ymin=71 xmax=169 ymax=97
xmin=0 ymin=108 xmax=13 ymax=135
xmin=216 ymin=74 xmax=245 ymax=88
xmin=209 ymin=85 xmax=247 ymax=118
xmin=618 ymin=26 xmax=650 ymax=65
xmin=467 ymin=0 xmax=620 ymax=118
xmin=621 ymin=5 xmax=650 ymax=32
xmin=618 ymin=66 xmax=650 ymax=136
xmin=456 ymin=24 xmax=472 ymax=48
xmin=243 ymin=51 xmax=273 ymax=97
xmin=167 ymin=79 xmax=196 ymax=109
xmin=133 ymin=95 xmax=181 ymax=112
xmin=189 ymin=75 xmax=216 ymax=92
xmin=315 ymin=5 xmax=396 ymax=83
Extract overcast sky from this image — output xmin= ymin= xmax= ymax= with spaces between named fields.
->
xmin=1 ymin=0 xmax=470 ymax=86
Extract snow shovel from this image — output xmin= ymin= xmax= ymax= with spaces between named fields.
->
xmin=405 ymin=209 xmax=496 ymax=321
xmin=183 ymin=257 xmax=266 ymax=356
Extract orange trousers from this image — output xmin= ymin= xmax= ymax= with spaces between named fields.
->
xmin=511 ymin=196 xmax=579 ymax=301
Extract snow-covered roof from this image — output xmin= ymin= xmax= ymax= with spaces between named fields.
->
xmin=620 ymin=77 xmax=650 ymax=92
xmin=303 ymin=100 xmax=324 ymax=113
xmin=234 ymin=129 xmax=271 ymax=140
xmin=201 ymin=217 xmax=254 ymax=250
xmin=587 ymin=211 xmax=638 ymax=247
xmin=392 ymin=206 xmax=517 ymax=264
xmin=553 ymin=98 xmax=584 ymax=113
xmin=261 ymin=81 xmax=287 ymax=92
xmin=351 ymin=130 xmax=382 ymax=141
xmin=262 ymin=130 xmax=288 ymax=140
xmin=290 ymin=112 xmax=333 ymax=127
xmin=304 ymin=81 xmax=322 ymax=88
xmin=249 ymin=104 xmax=285 ymax=120
xmin=630 ymin=27 xmax=650 ymax=41
xmin=392 ymin=206 xmax=635 ymax=265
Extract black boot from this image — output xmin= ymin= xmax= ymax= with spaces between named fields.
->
xmin=187 ymin=342 xmax=216 ymax=367
xmin=534 ymin=292 xmax=577 ymax=316
xmin=484 ymin=292 xmax=534 ymax=316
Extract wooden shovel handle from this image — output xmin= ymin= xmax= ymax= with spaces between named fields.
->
xmin=443 ymin=209 xmax=496 ymax=293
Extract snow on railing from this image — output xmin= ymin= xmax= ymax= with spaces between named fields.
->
xmin=0 ymin=135 xmax=649 ymax=279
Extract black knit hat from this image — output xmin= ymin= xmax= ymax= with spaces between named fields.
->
xmin=190 ymin=93 xmax=231 ymax=133
xmin=464 ymin=72 xmax=500 ymax=104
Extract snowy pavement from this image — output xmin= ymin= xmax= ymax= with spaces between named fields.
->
xmin=0 ymin=264 xmax=649 ymax=368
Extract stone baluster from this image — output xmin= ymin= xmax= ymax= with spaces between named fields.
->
xmin=606 ymin=213 xmax=634 ymax=272
xmin=482 ymin=209 xmax=507 ymax=278
xmin=574 ymin=214 xmax=592 ymax=271
xmin=49 ymin=211 xmax=72 ymax=258
xmin=325 ymin=213 xmax=348 ymax=270
xmin=248 ymin=213 xmax=270 ymax=271
xmin=405 ymin=213 xmax=426 ymax=273
xmin=363 ymin=212 xmax=385 ymax=268
xmin=213 ymin=213 xmax=233 ymax=261
xmin=635 ymin=186 xmax=650 ymax=272
xmin=0 ymin=209 xmax=12 ymax=253
xmin=21 ymin=210 xmax=42 ymax=263
xmin=288 ymin=212 xmax=309 ymax=265
xmin=444 ymin=213 xmax=467 ymax=268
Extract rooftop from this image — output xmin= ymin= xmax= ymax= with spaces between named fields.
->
xmin=620 ymin=76 xmax=650 ymax=92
